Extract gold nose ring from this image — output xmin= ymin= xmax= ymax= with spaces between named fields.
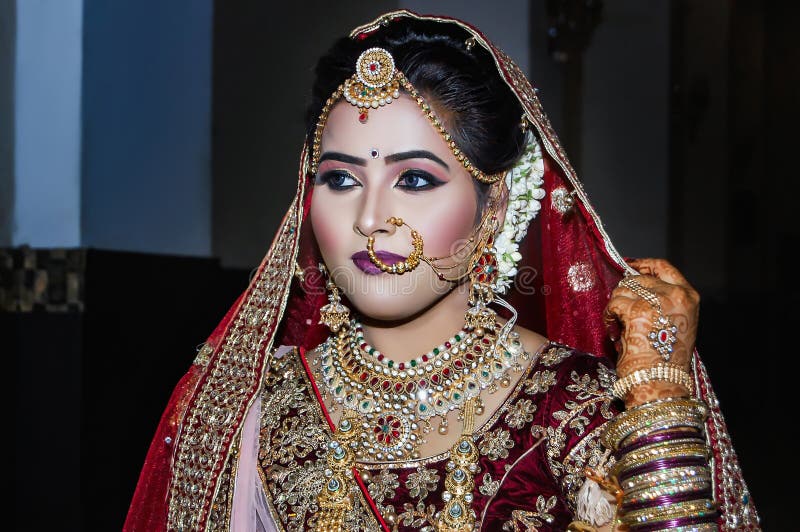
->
xmin=366 ymin=217 xmax=424 ymax=274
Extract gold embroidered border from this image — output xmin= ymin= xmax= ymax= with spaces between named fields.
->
xmin=165 ymin=152 xmax=308 ymax=531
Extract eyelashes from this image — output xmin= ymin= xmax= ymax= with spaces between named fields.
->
xmin=316 ymin=168 xmax=446 ymax=192
xmin=316 ymin=169 xmax=360 ymax=191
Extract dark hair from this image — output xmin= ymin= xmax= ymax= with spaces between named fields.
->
xmin=305 ymin=19 xmax=527 ymax=179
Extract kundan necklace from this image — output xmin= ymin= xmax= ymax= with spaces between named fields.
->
xmin=318 ymin=318 xmax=527 ymax=462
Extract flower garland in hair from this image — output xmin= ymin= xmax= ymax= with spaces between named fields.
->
xmin=492 ymin=132 xmax=546 ymax=294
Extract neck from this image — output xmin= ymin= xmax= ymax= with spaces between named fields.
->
xmin=358 ymin=285 xmax=470 ymax=363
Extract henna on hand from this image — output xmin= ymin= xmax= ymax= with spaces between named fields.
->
xmin=604 ymin=258 xmax=700 ymax=406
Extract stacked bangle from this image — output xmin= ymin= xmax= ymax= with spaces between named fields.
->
xmin=601 ymin=396 xmax=718 ymax=530
xmin=601 ymin=397 xmax=708 ymax=451
xmin=612 ymin=363 xmax=694 ymax=400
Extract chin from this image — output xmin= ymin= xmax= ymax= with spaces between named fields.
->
xmin=348 ymin=294 xmax=433 ymax=323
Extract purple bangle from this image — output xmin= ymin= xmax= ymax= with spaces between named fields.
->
xmin=622 ymin=489 xmax=713 ymax=512
xmin=618 ymin=456 xmax=708 ymax=482
xmin=630 ymin=511 xmax=720 ymax=531
xmin=615 ymin=429 xmax=703 ymax=458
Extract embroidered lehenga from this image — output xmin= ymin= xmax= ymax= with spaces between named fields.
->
xmin=124 ymin=11 xmax=758 ymax=532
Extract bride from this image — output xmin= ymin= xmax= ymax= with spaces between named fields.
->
xmin=124 ymin=11 xmax=758 ymax=532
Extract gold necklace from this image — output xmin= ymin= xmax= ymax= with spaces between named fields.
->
xmin=318 ymin=319 xmax=526 ymax=461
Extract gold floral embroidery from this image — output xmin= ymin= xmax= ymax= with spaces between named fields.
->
xmin=542 ymin=367 xmax=616 ymax=510
xmin=398 ymin=500 xmax=438 ymax=532
xmin=405 ymin=465 xmax=440 ymax=500
xmin=479 ymin=428 xmax=515 ymax=460
xmin=368 ymin=468 xmax=400 ymax=505
xmin=501 ymin=496 xmax=557 ymax=531
xmin=505 ymin=398 xmax=537 ymax=429
xmin=479 ymin=471 xmax=500 ymax=497
xmin=523 ymin=369 xmax=557 ymax=395
xmin=539 ymin=346 xmax=572 ymax=366
xmin=258 ymin=349 xmax=380 ymax=530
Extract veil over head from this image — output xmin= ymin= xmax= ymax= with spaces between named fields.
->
xmin=126 ymin=10 xmax=758 ymax=531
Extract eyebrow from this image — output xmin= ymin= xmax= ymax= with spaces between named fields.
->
xmin=318 ymin=152 xmax=368 ymax=166
xmin=318 ymin=149 xmax=450 ymax=170
xmin=385 ymin=150 xmax=449 ymax=170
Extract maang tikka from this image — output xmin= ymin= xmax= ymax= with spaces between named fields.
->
xmin=318 ymin=264 xmax=350 ymax=333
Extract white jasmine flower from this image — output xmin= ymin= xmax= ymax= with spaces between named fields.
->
xmin=491 ymin=132 xmax=545 ymax=294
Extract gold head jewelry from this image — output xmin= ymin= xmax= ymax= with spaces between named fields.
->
xmin=344 ymin=47 xmax=401 ymax=124
xmin=310 ymin=47 xmax=505 ymax=184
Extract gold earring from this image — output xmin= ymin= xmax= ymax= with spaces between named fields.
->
xmin=464 ymin=236 xmax=499 ymax=334
xmin=318 ymin=264 xmax=350 ymax=332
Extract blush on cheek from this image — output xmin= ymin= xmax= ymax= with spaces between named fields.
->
xmin=310 ymin=196 xmax=341 ymax=263
xmin=421 ymin=199 xmax=479 ymax=259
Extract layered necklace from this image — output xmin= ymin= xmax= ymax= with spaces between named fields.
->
xmin=318 ymin=318 xmax=527 ymax=462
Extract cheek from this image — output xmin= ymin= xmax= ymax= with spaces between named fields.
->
xmin=420 ymin=190 xmax=478 ymax=257
xmin=310 ymin=192 xmax=346 ymax=259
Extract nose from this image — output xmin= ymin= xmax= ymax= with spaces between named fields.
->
xmin=353 ymin=185 xmax=396 ymax=239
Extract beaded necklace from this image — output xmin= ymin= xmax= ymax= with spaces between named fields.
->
xmin=318 ymin=318 xmax=527 ymax=462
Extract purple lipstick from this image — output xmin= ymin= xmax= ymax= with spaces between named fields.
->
xmin=351 ymin=250 xmax=406 ymax=275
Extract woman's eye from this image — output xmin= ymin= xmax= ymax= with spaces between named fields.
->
xmin=318 ymin=170 xmax=360 ymax=190
xmin=396 ymin=171 xmax=444 ymax=190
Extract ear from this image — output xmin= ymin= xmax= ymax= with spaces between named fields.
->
xmin=490 ymin=181 xmax=510 ymax=237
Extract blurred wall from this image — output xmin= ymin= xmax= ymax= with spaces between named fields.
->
xmin=81 ymin=0 xmax=213 ymax=256
xmin=11 ymin=0 xmax=83 ymax=248
xmin=0 ymin=0 xmax=13 ymax=246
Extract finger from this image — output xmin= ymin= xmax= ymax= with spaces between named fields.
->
xmin=626 ymin=258 xmax=691 ymax=288
xmin=604 ymin=294 xmax=637 ymax=326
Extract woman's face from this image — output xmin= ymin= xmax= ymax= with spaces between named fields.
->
xmin=310 ymin=95 xmax=482 ymax=322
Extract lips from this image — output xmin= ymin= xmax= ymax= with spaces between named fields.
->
xmin=351 ymin=250 xmax=407 ymax=275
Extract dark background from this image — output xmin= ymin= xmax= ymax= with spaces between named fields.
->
xmin=5 ymin=0 xmax=797 ymax=529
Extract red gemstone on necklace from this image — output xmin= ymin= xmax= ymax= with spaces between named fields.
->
xmin=658 ymin=330 xmax=669 ymax=343
xmin=431 ymin=374 xmax=441 ymax=384
xmin=359 ymin=112 xmax=368 ymax=123
xmin=359 ymin=372 xmax=369 ymax=382
xmin=418 ymin=379 xmax=428 ymax=389
xmin=381 ymin=380 xmax=391 ymax=390
xmin=442 ymin=367 xmax=452 ymax=376
xmin=398 ymin=362 xmax=405 ymax=370
xmin=394 ymin=382 xmax=404 ymax=393
xmin=370 ymin=376 xmax=380 ymax=387
xmin=422 ymin=354 xmax=429 ymax=362
xmin=445 ymin=342 xmax=452 ymax=349
xmin=474 ymin=346 xmax=482 ymax=353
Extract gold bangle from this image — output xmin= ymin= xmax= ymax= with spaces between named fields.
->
xmin=612 ymin=443 xmax=710 ymax=478
xmin=623 ymin=479 xmax=712 ymax=506
xmin=601 ymin=397 xmax=708 ymax=451
xmin=620 ymin=498 xmax=717 ymax=527
xmin=612 ymin=363 xmax=694 ymax=400
xmin=649 ymin=524 xmax=719 ymax=532
xmin=620 ymin=465 xmax=712 ymax=493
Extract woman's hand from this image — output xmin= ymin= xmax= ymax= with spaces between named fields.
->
xmin=604 ymin=258 xmax=700 ymax=406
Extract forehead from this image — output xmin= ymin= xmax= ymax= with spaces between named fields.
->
xmin=320 ymin=95 xmax=450 ymax=155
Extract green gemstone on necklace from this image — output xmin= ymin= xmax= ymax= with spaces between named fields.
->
xmin=455 ymin=334 xmax=462 ymax=341
xmin=387 ymin=360 xmax=394 ymax=368
xmin=433 ymin=347 xmax=440 ymax=355
xmin=410 ymin=359 xmax=417 ymax=367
